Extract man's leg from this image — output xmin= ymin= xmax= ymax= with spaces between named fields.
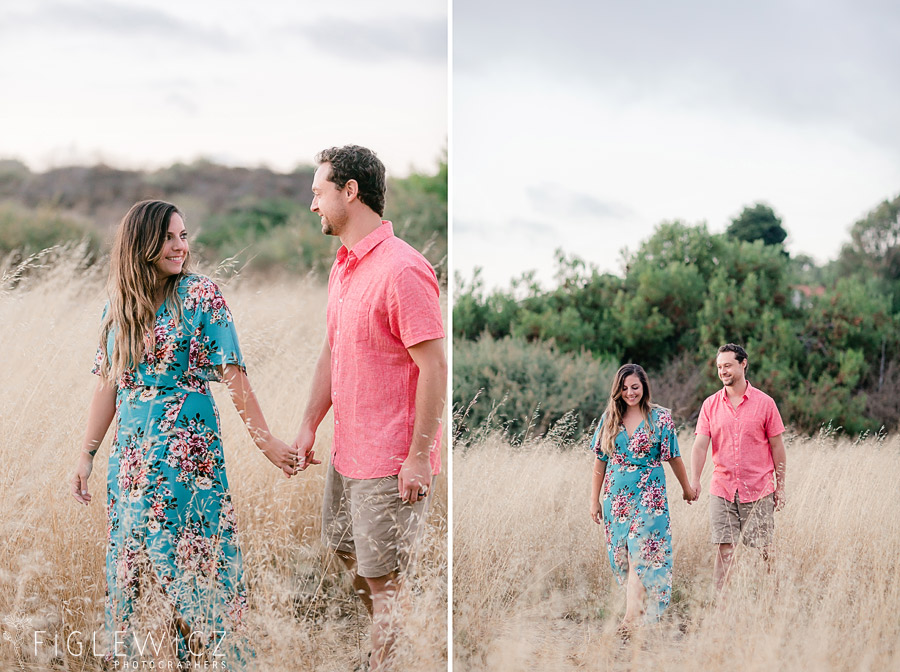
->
xmin=710 ymin=494 xmax=741 ymax=594
xmin=335 ymin=549 xmax=374 ymax=617
xmin=743 ymin=495 xmax=776 ymax=585
xmin=714 ymin=542 xmax=735 ymax=592
xmin=351 ymin=475 xmax=429 ymax=671
xmin=322 ymin=464 xmax=371 ymax=613
xmin=365 ymin=571 xmax=401 ymax=672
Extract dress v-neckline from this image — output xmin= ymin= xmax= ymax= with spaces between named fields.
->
xmin=622 ymin=417 xmax=645 ymax=441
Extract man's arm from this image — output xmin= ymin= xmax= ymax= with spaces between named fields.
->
xmin=690 ymin=434 xmax=711 ymax=501
xmin=770 ymin=433 xmax=787 ymax=510
xmin=292 ymin=337 xmax=333 ymax=468
xmin=398 ymin=337 xmax=447 ymax=504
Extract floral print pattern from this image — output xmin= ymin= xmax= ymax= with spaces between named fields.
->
xmin=93 ymin=274 xmax=249 ymax=663
xmin=591 ymin=406 xmax=680 ymax=621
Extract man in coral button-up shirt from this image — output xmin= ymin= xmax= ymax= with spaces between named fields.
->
xmin=690 ymin=343 xmax=787 ymax=592
xmin=292 ymin=145 xmax=446 ymax=671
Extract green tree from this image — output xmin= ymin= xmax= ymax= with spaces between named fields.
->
xmin=835 ymin=193 xmax=900 ymax=311
xmin=727 ymin=203 xmax=787 ymax=247
xmin=388 ymin=158 xmax=448 ymax=280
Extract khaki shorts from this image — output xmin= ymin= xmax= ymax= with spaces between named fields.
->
xmin=710 ymin=492 xmax=775 ymax=548
xmin=322 ymin=463 xmax=430 ymax=578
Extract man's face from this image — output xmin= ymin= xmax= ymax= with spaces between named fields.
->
xmin=311 ymin=163 xmax=348 ymax=237
xmin=716 ymin=351 xmax=746 ymax=387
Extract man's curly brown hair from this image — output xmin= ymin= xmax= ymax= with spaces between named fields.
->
xmin=315 ymin=145 xmax=386 ymax=217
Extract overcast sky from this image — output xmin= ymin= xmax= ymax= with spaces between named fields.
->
xmin=453 ymin=0 xmax=900 ymax=288
xmin=0 ymin=0 xmax=446 ymax=176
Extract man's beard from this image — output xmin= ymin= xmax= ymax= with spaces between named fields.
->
xmin=321 ymin=211 xmax=347 ymax=237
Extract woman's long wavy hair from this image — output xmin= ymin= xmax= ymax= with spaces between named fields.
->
xmin=598 ymin=363 xmax=657 ymax=456
xmin=99 ymin=200 xmax=192 ymax=382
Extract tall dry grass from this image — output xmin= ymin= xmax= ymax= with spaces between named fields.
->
xmin=0 ymin=250 xmax=447 ymax=671
xmin=453 ymin=429 xmax=900 ymax=671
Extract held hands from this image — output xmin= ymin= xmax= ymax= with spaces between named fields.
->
xmin=70 ymin=452 xmax=94 ymax=505
xmin=398 ymin=453 xmax=431 ymax=504
xmin=291 ymin=426 xmax=323 ymax=474
xmin=258 ymin=434 xmax=303 ymax=478
xmin=682 ymin=484 xmax=698 ymax=504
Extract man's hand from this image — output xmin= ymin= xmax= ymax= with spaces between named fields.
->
xmin=690 ymin=480 xmax=701 ymax=502
xmin=398 ymin=453 xmax=432 ymax=504
xmin=774 ymin=486 xmax=786 ymax=511
xmin=292 ymin=426 xmax=323 ymax=472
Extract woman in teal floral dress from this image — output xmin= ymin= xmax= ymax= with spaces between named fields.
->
xmin=70 ymin=200 xmax=316 ymax=665
xmin=589 ymin=364 xmax=695 ymax=629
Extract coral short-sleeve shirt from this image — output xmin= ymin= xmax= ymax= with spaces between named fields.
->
xmin=326 ymin=221 xmax=445 ymax=479
xmin=695 ymin=381 xmax=785 ymax=503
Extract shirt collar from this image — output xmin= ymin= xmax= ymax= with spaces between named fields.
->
xmin=336 ymin=220 xmax=393 ymax=263
xmin=720 ymin=380 xmax=753 ymax=401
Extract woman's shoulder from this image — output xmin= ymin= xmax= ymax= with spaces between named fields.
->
xmin=176 ymin=273 xmax=223 ymax=298
xmin=650 ymin=405 xmax=675 ymax=428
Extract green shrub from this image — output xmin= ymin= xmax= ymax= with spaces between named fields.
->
xmin=453 ymin=334 xmax=618 ymax=442
xmin=0 ymin=202 xmax=101 ymax=256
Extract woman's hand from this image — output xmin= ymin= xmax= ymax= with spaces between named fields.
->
xmin=259 ymin=435 xmax=300 ymax=477
xmin=682 ymin=485 xmax=697 ymax=503
xmin=71 ymin=452 xmax=95 ymax=505
xmin=590 ymin=498 xmax=603 ymax=525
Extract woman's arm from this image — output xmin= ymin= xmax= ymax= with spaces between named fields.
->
xmin=70 ymin=378 xmax=117 ymax=505
xmin=222 ymin=363 xmax=301 ymax=477
xmin=590 ymin=457 xmax=607 ymax=524
xmin=666 ymin=456 xmax=696 ymax=502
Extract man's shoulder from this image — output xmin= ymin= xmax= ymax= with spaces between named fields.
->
xmin=377 ymin=235 xmax=434 ymax=269
xmin=372 ymin=236 xmax=438 ymax=287
xmin=748 ymin=383 xmax=779 ymax=407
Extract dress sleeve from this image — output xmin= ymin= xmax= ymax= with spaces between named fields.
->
xmin=185 ymin=276 xmax=245 ymax=382
xmin=590 ymin=414 xmax=609 ymax=462
xmin=657 ymin=408 xmax=681 ymax=461
xmin=91 ymin=302 xmax=110 ymax=376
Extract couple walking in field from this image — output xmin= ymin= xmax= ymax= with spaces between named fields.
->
xmin=69 ymin=145 xmax=447 ymax=670
xmin=590 ymin=344 xmax=787 ymax=632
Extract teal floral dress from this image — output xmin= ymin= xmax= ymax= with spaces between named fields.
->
xmin=93 ymin=274 xmax=250 ymax=663
xmin=590 ymin=406 xmax=680 ymax=621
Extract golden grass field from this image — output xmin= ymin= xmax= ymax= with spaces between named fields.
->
xmin=453 ymin=428 xmax=900 ymax=672
xmin=0 ymin=251 xmax=447 ymax=671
